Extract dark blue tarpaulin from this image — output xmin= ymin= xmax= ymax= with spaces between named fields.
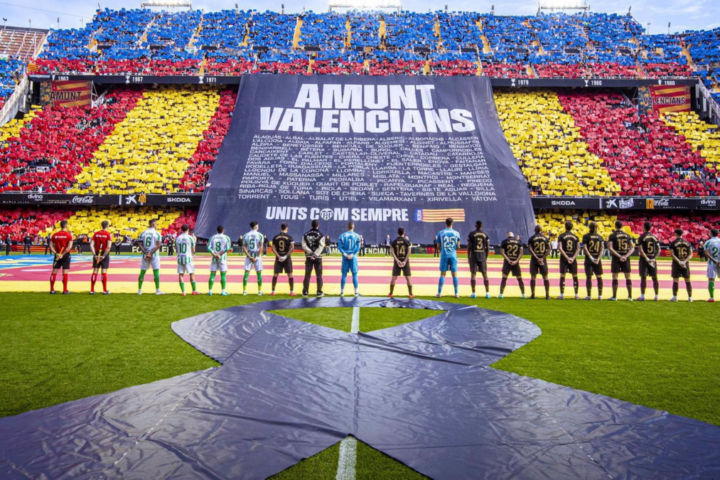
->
xmin=1 ymin=298 xmax=719 ymax=479
xmin=195 ymin=75 xmax=535 ymax=244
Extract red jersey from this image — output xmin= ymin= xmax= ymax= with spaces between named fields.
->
xmin=51 ymin=230 xmax=73 ymax=255
xmin=92 ymin=230 xmax=112 ymax=254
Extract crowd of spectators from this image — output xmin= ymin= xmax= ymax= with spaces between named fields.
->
xmin=29 ymin=9 xmax=712 ymax=79
xmin=0 ymin=58 xmax=24 ymax=110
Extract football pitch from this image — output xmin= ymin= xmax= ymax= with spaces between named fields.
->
xmin=1 ymin=293 xmax=718 ymax=478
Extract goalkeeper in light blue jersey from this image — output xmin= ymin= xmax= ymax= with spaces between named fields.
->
xmin=338 ymin=222 xmax=362 ymax=297
xmin=705 ymin=228 xmax=720 ymax=302
xmin=435 ymin=217 xmax=461 ymax=298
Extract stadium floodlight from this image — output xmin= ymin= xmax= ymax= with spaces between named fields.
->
xmin=329 ymin=0 xmax=401 ymax=13
xmin=140 ymin=0 xmax=192 ymax=8
xmin=538 ymin=0 xmax=589 ymax=12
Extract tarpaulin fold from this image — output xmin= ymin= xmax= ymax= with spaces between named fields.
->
xmin=1 ymin=298 xmax=719 ymax=480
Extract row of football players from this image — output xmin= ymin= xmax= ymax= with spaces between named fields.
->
xmin=455 ymin=219 xmax=720 ymax=302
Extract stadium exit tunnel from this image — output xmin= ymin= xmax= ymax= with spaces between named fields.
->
xmin=1 ymin=298 xmax=720 ymax=479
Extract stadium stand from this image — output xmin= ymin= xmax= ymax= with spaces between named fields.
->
xmin=558 ymin=92 xmax=720 ymax=196
xmin=70 ymin=86 xmax=221 ymax=195
xmin=663 ymin=111 xmax=720 ymax=169
xmin=495 ymin=90 xmax=621 ymax=196
xmin=536 ymin=211 xmax=621 ymax=239
xmin=0 ymin=58 xmax=24 ymax=110
xmin=0 ymin=208 xmax=72 ymax=242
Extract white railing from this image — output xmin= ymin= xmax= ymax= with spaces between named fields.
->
xmin=0 ymin=76 xmax=29 ymax=127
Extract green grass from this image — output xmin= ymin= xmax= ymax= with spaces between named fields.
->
xmin=1 ymin=293 xmax=719 ymax=478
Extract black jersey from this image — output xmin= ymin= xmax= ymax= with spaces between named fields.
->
xmin=608 ymin=230 xmax=634 ymax=256
xmin=558 ymin=232 xmax=580 ymax=257
xmin=582 ymin=233 xmax=604 ymax=258
xmin=669 ymin=238 xmax=693 ymax=262
xmin=391 ymin=236 xmax=412 ymax=262
xmin=467 ymin=230 xmax=489 ymax=258
xmin=272 ymin=232 xmax=294 ymax=257
xmin=638 ymin=232 xmax=660 ymax=260
xmin=302 ymin=228 xmax=325 ymax=257
xmin=500 ymin=238 xmax=523 ymax=262
xmin=527 ymin=234 xmax=549 ymax=259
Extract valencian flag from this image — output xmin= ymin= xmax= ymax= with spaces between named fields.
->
xmin=415 ymin=208 xmax=466 ymax=223
xmin=51 ymin=80 xmax=92 ymax=108
xmin=649 ymin=85 xmax=691 ymax=115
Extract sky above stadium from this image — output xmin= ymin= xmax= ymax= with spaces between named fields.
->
xmin=3 ymin=0 xmax=718 ymax=33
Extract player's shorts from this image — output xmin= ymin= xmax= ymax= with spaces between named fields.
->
xmin=559 ymin=257 xmax=578 ymax=275
xmin=671 ymin=262 xmax=691 ymax=279
xmin=177 ymin=262 xmax=195 ymax=275
xmin=584 ymin=259 xmax=603 ymax=277
xmin=92 ymin=255 xmax=110 ymax=270
xmin=502 ymin=261 xmax=522 ymax=277
xmin=707 ymin=262 xmax=717 ymax=279
xmin=468 ymin=255 xmax=487 ymax=275
xmin=244 ymin=256 xmax=263 ymax=271
xmin=530 ymin=258 xmax=548 ymax=276
xmin=392 ymin=262 xmax=411 ymax=277
xmin=611 ymin=257 xmax=631 ymax=274
xmin=274 ymin=257 xmax=293 ymax=274
xmin=439 ymin=256 xmax=458 ymax=273
xmin=210 ymin=257 xmax=228 ymax=273
xmin=140 ymin=254 xmax=161 ymax=271
xmin=341 ymin=257 xmax=359 ymax=276
xmin=53 ymin=253 xmax=71 ymax=270
xmin=638 ymin=257 xmax=658 ymax=277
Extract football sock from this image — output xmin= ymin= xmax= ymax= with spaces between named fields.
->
xmin=530 ymin=279 xmax=536 ymax=296
xmin=652 ymin=278 xmax=659 ymax=295
xmin=438 ymin=277 xmax=445 ymax=294
xmin=179 ymin=281 xmax=185 ymax=293
xmin=243 ymin=271 xmax=249 ymax=290
xmin=102 ymin=273 xmax=108 ymax=291
xmin=50 ymin=273 xmax=57 ymax=291
xmin=573 ymin=277 xmax=579 ymax=294
xmin=544 ymin=279 xmax=550 ymax=295
xmin=612 ymin=279 xmax=619 ymax=298
xmin=272 ymin=276 xmax=278 ymax=291
xmin=640 ymin=277 xmax=647 ymax=294
xmin=62 ymin=273 xmax=68 ymax=292
xmin=289 ymin=277 xmax=294 ymax=291
xmin=626 ymin=279 xmax=632 ymax=297
xmin=517 ymin=278 xmax=525 ymax=294
xmin=220 ymin=272 xmax=227 ymax=289
xmin=353 ymin=274 xmax=359 ymax=290
xmin=597 ymin=278 xmax=603 ymax=296
xmin=138 ymin=269 xmax=147 ymax=289
xmin=500 ymin=277 xmax=507 ymax=294
xmin=672 ymin=282 xmax=679 ymax=296
xmin=209 ymin=271 xmax=216 ymax=291
xmin=484 ymin=279 xmax=490 ymax=293
xmin=710 ymin=280 xmax=715 ymax=299
xmin=389 ymin=281 xmax=395 ymax=295
xmin=191 ymin=281 xmax=196 ymax=292
xmin=470 ymin=278 xmax=476 ymax=293
xmin=585 ymin=278 xmax=592 ymax=297
xmin=686 ymin=281 xmax=692 ymax=297
xmin=408 ymin=282 xmax=414 ymax=296
xmin=91 ymin=273 xmax=97 ymax=292
xmin=340 ymin=275 xmax=347 ymax=292
xmin=452 ymin=276 xmax=458 ymax=295
xmin=559 ymin=277 xmax=565 ymax=294
xmin=153 ymin=270 xmax=160 ymax=290
xmin=257 ymin=272 xmax=262 ymax=288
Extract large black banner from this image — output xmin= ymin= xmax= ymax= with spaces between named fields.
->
xmin=196 ymin=75 xmax=534 ymax=244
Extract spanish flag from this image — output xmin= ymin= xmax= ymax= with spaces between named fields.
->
xmin=415 ymin=208 xmax=466 ymax=223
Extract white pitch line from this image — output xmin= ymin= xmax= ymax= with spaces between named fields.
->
xmin=336 ymin=436 xmax=358 ymax=480
xmin=336 ymin=307 xmax=360 ymax=480
xmin=351 ymin=306 xmax=360 ymax=334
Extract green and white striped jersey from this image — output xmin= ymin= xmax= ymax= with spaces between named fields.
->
xmin=705 ymin=237 xmax=720 ymax=263
xmin=243 ymin=231 xmax=264 ymax=256
xmin=139 ymin=228 xmax=162 ymax=258
xmin=209 ymin=233 xmax=232 ymax=262
xmin=175 ymin=233 xmax=195 ymax=265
